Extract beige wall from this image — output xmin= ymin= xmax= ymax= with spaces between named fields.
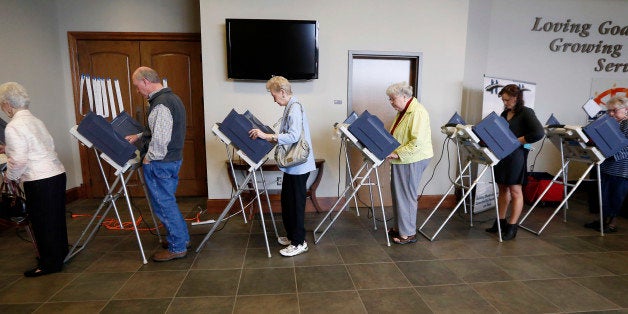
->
xmin=465 ymin=0 xmax=628 ymax=178
xmin=200 ymin=0 xmax=470 ymax=199
xmin=2 ymin=0 xmax=625 ymax=198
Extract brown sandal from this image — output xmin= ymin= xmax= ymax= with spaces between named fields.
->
xmin=393 ymin=234 xmax=417 ymax=245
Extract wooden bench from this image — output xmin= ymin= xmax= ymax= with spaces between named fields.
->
xmin=225 ymin=159 xmax=325 ymax=212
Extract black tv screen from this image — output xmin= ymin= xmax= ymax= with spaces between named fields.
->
xmin=226 ymin=19 xmax=319 ymax=80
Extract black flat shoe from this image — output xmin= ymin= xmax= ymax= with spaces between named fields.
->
xmin=23 ymin=267 xmax=56 ymax=277
xmin=605 ymin=225 xmax=618 ymax=233
xmin=486 ymin=219 xmax=506 ymax=233
xmin=584 ymin=221 xmax=601 ymax=229
xmin=502 ymin=223 xmax=518 ymax=241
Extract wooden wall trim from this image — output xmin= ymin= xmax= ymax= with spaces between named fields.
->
xmin=65 ymin=186 xmax=84 ymax=204
xmin=205 ymin=195 xmax=457 ymax=214
xmin=67 ymin=32 xmax=200 ymax=42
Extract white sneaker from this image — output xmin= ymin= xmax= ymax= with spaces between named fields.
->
xmin=277 ymin=237 xmax=291 ymax=246
xmin=279 ymin=242 xmax=308 ymax=257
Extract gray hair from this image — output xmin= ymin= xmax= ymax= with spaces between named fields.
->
xmin=386 ymin=82 xmax=413 ymax=98
xmin=0 ymin=82 xmax=30 ymax=109
xmin=266 ymin=76 xmax=292 ymax=95
xmin=133 ymin=66 xmax=161 ymax=83
xmin=606 ymin=95 xmax=628 ymax=110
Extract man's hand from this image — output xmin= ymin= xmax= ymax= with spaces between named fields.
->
xmin=125 ymin=134 xmax=140 ymax=144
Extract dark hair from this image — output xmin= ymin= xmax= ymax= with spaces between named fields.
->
xmin=498 ymin=84 xmax=525 ymax=112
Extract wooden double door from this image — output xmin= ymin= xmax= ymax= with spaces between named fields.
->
xmin=69 ymin=32 xmax=207 ymax=197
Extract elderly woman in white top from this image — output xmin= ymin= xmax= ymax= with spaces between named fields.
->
xmin=0 ymin=82 xmax=67 ymax=277
xmin=249 ymin=76 xmax=315 ymax=257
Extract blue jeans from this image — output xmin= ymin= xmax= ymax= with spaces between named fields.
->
xmin=143 ymin=160 xmax=189 ymax=253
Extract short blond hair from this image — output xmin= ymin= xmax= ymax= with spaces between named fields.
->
xmin=0 ymin=82 xmax=30 ymax=109
xmin=266 ymin=76 xmax=292 ymax=95
xmin=606 ymin=95 xmax=628 ymax=110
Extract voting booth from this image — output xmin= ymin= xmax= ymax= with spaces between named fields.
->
xmin=420 ymin=112 xmax=519 ymax=242
xmin=313 ymin=111 xmax=400 ymax=246
xmin=519 ymin=113 xmax=628 ymax=236
xmin=195 ymin=110 xmax=279 ymax=257
xmin=65 ymin=75 xmax=160 ymax=265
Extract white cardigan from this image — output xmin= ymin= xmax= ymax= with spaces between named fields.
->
xmin=5 ymin=109 xmax=65 ymax=182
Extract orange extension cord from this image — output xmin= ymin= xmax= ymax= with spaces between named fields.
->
xmin=70 ymin=211 xmax=204 ymax=231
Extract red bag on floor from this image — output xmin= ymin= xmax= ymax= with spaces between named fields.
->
xmin=524 ymin=172 xmax=564 ymax=205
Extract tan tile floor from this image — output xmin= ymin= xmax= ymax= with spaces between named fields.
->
xmin=0 ymin=194 xmax=626 ymax=313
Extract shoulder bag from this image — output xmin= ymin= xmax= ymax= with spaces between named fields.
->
xmin=275 ymin=102 xmax=310 ymax=168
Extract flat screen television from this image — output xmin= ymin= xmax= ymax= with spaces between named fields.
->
xmin=226 ymin=18 xmax=319 ymax=80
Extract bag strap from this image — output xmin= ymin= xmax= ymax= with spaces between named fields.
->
xmin=282 ymin=101 xmax=305 ymax=142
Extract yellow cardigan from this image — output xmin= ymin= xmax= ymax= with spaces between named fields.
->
xmin=389 ymin=97 xmax=433 ymax=164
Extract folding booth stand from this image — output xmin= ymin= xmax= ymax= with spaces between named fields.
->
xmin=313 ymin=123 xmax=392 ymax=246
xmin=65 ymin=126 xmax=161 ymax=264
xmin=418 ymin=124 xmax=504 ymax=242
xmin=195 ymin=124 xmax=279 ymax=257
xmin=519 ymin=125 xmax=605 ymax=236
xmin=0 ymin=158 xmax=39 ymax=258
xmin=337 ymin=134 xmax=375 ymax=219
xmin=333 ymin=112 xmax=365 ymax=218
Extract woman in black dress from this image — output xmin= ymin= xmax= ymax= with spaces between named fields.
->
xmin=486 ymin=84 xmax=544 ymax=240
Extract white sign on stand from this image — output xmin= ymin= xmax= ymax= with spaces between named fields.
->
xmin=482 ymin=75 xmax=536 ymax=117
xmin=472 ymin=175 xmax=498 ymax=213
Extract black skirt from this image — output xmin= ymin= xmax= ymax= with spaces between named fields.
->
xmin=494 ymin=147 xmax=528 ymax=185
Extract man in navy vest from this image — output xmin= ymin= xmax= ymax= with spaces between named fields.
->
xmin=127 ymin=66 xmax=189 ymax=261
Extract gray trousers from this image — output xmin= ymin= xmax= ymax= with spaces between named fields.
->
xmin=391 ymin=158 xmax=431 ymax=236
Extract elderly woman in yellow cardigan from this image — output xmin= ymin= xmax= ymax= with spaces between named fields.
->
xmin=385 ymin=82 xmax=433 ymax=244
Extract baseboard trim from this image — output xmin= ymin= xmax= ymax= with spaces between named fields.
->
xmin=205 ymin=194 xmax=457 ymax=214
xmin=65 ymin=186 xmax=84 ymax=204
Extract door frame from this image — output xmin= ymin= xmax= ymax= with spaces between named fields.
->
xmin=345 ymin=50 xmax=424 ymax=207
xmin=67 ymin=32 xmax=202 ymax=198
xmin=347 ymin=50 xmax=423 ymax=116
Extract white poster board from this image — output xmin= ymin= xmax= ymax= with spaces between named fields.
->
xmin=474 ymin=76 xmax=537 ymax=213
xmin=481 ymin=76 xmax=537 ymax=118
